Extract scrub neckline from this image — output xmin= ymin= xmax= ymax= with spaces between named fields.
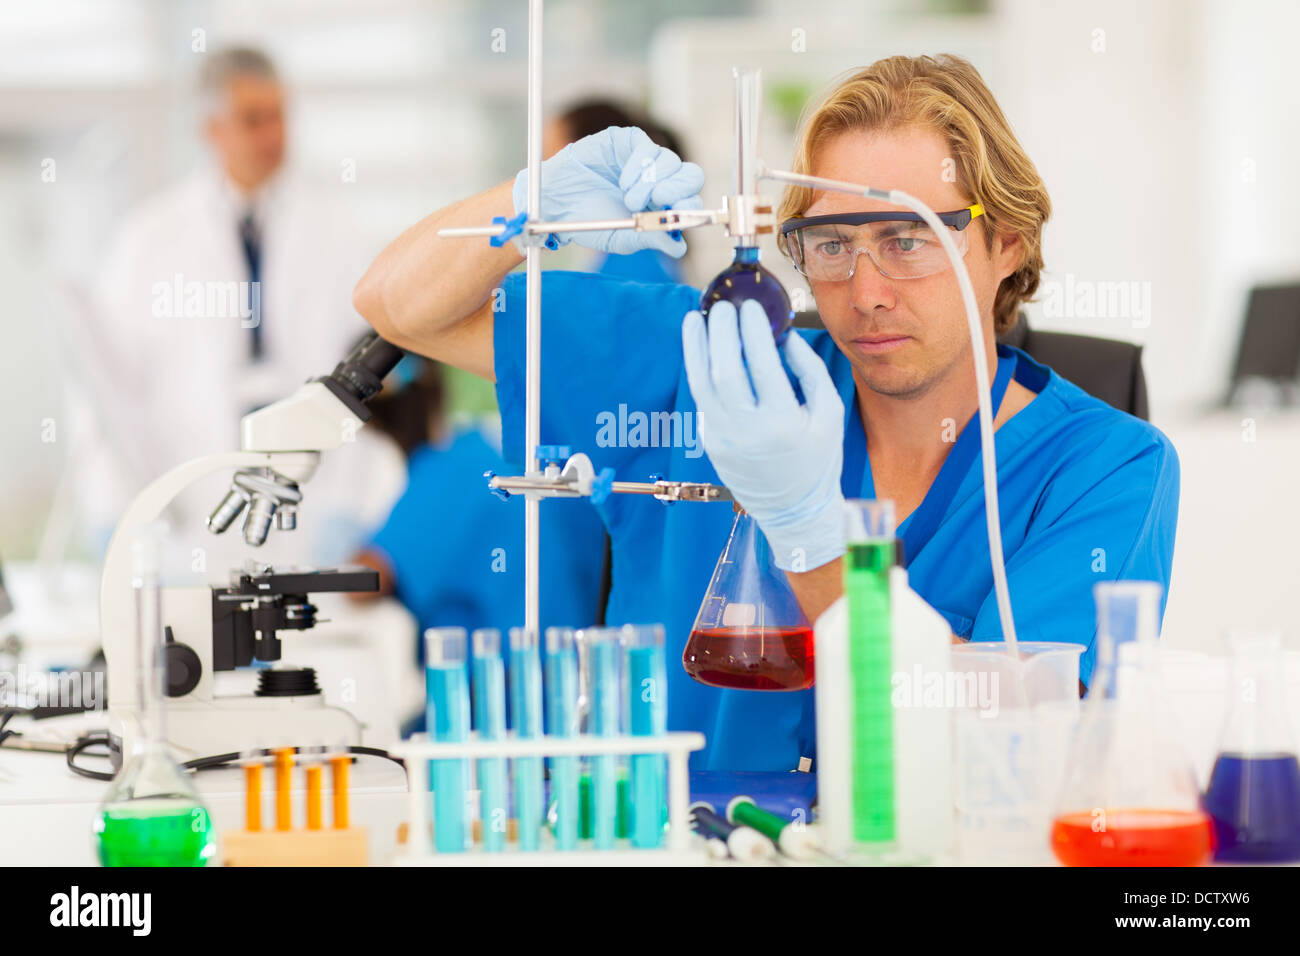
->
xmin=840 ymin=345 xmax=1047 ymax=565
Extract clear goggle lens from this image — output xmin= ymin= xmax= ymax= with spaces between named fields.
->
xmin=782 ymin=219 xmax=971 ymax=281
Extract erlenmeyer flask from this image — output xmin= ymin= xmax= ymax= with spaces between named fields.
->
xmin=1203 ymin=633 xmax=1300 ymax=862
xmin=683 ymin=510 xmax=813 ymax=690
xmin=94 ymin=529 xmax=215 ymax=866
xmin=1050 ymin=581 xmax=1214 ymax=866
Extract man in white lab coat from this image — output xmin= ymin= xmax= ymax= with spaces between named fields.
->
xmin=79 ymin=48 xmax=402 ymax=566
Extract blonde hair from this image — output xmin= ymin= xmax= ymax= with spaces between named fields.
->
xmin=777 ymin=54 xmax=1050 ymax=335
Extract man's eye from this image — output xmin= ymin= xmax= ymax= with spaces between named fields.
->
xmin=814 ymin=240 xmax=845 ymax=257
xmin=889 ymin=236 xmax=926 ymax=253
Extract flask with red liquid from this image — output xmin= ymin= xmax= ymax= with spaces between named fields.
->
xmin=683 ymin=510 xmax=813 ymax=691
xmin=1050 ymin=582 xmax=1215 ymax=866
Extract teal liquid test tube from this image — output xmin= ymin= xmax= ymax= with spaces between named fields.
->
xmin=544 ymin=627 xmax=580 ymax=850
xmin=471 ymin=628 xmax=508 ymax=852
xmin=425 ymin=627 xmax=470 ymax=853
xmin=584 ymin=627 xmax=621 ymax=849
xmin=508 ymin=627 xmax=545 ymax=851
xmin=843 ymin=500 xmax=898 ymax=846
xmin=624 ymin=624 xmax=668 ymax=849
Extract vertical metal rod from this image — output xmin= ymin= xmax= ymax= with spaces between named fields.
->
xmin=524 ymin=0 xmax=544 ymax=639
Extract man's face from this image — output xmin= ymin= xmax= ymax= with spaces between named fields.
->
xmin=206 ymin=75 xmax=286 ymax=191
xmin=803 ymin=125 xmax=1018 ymax=399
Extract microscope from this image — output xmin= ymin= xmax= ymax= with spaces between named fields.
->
xmin=100 ymin=334 xmax=405 ymax=763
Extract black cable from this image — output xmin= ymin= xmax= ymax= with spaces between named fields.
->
xmin=66 ymin=732 xmax=115 ymax=781
xmin=182 ymin=745 xmax=404 ymax=773
xmin=0 ymin=710 xmax=17 ymax=746
xmin=64 ymin=736 xmax=403 ymax=781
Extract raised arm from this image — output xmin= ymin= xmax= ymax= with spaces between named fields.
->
xmin=352 ymin=126 xmax=704 ymax=383
xmin=353 ymin=179 xmax=517 ymax=382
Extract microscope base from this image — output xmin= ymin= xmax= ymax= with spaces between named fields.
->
xmin=109 ymin=695 xmax=363 ymax=767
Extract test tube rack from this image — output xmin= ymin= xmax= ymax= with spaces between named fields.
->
xmin=220 ymin=748 xmax=369 ymax=867
xmin=389 ymin=731 xmax=706 ymax=866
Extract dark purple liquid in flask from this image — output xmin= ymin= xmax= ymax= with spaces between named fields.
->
xmin=1204 ymin=752 xmax=1300 ymax=862
xmin=700 ymin=246 xmax=795 ymax=345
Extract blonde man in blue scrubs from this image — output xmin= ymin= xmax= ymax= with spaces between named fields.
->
xmin=353 ymin=55 xmax=1179 ymax=771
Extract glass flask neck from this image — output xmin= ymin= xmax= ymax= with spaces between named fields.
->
xmin=731 ymin=245 xmax=761 ymax=264
xmin=1221 ymin=637 xmax=1294 ymax=755
xmin=134 ymin=565 xmax=166 ymax=748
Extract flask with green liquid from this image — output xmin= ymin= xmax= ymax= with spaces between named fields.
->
xmin=94 ymin=529 xmax=214 ymax=866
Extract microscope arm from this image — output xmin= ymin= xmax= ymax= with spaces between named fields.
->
xmin=100 ymin=333 xmax=406 ymax=709
xmin=100 ymin=450 xmax=321 ymax=710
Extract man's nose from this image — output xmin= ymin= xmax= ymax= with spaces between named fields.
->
xmin=850 ymin=250 xmax=898 ymax=312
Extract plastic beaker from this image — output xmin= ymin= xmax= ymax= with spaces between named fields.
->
xmin=949 ymin=641 xmax=1082 ymax=864
xmin=683 ymin=510 xmax=812 ymax=690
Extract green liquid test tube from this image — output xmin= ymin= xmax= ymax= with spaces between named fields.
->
xmin=471 ymin=629 xmax=508 ymax=852
xmin=509 ymin=627 xmax=545 ymax=851
xmin=624 ymin=625 xmax=667 ymax=849
xmin=544 ymin=628 xmax=580 ymax=850
xmin=844 ymin=501 xmax=898 ymax=845
xmin=585 ymin=627 xmax=623 ymax=849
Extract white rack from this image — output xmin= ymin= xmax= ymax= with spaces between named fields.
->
xmin=389 ymin=731 xmax=707 ymax=866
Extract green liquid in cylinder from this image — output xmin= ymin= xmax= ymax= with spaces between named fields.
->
xmin=845 ymin=540 xmax=896 ymax=844
xmin=94 ymin=801 xmax=215 ymax=867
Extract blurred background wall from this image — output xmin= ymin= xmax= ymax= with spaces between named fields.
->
xmin=1 ymin=0 xmax=1296 ymax=647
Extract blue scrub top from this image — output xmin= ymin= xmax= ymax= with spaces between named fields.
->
xmin=493 ymin=270 xmax=1180 ymax=771
xmin=594 ymin=248 xmax=684 ymax=285
xmin=368 ymin=428 xmax=608 ymax=663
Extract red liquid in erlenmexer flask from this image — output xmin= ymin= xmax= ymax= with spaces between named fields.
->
xmin=1050 ymin=808 xmax=1215 ymax=867
xmin=682 ymin=625 xmax=814 ymax=691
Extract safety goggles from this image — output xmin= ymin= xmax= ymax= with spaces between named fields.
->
xmin=778 ymin=203 xmax=985 ymax=281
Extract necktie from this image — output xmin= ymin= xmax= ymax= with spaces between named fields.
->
xmin=238 ymin=212 xmax=263 ymax=360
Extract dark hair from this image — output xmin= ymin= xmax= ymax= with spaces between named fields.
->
xmin=558 ymin=99 xmax=686 ymax=160
xmin=365 ymin=354 xmax=446 ymax=456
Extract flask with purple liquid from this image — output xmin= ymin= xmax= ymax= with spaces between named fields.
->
xmin=1203 ymin=633 xmax=1300 ymax=863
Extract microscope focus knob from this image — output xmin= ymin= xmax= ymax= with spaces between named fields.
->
xmin=162 ymin=627 xmax=202 ymax=697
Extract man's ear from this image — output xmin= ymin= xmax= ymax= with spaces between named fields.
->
xmin=994 ymin=231 xmax=1022 ymax=283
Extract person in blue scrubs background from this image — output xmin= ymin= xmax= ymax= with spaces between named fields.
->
xmin=353 ymin=54 xmax=1179 ymax=771
xmin=350 ymin=355 xmax=607 ymax=733
xmin=543 ymin=99 xmax=687 ymax=286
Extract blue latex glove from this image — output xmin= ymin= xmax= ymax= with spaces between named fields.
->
xmin=682 ymin=300 xmax=847 ymax=573
xmin=512 ymin=126 xmax=704 ymax=258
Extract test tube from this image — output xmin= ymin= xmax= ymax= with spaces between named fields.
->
xmin=328 ymin=744 xmax=351 ymax=830
xmin=509 ymin=627 xmax=545 ymax=851
xmin=273 ymin=747 xmax=294 ymax=831
xmin=544 ymin=627 xmax=580 ymax=849
xmin=425 ymin=627 xmax=470 ymax=853
xmin=471 ymin=628 xmax=508 ymax=852
xmin=843 ymin=500 xmax=898 ymax=846
xmin=623 ymin=624 xmax=667 ymax=849
xmin=584 ymin=627 xmax=622 ymax=849
xmin=242 ymin=746 xmax=264 ymax=832
xmin=304 ymin=745 xmax=325 ymax=831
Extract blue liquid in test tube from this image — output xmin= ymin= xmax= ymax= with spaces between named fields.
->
xmin=471 ymin=629 xmax=508 ymax=852
xmin=624 ymin=624 xmax=667 ymax=849
xmin=545 ymin=628 xmax=580 ymax=849
xmin=425 ymin=627 xmax=470 ymax=854
xmin=509 ymin=627 xmax=545 ymax=851
xmin=584 ymin=627 xmax=622 ymax=849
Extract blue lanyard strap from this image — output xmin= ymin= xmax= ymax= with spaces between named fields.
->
xmin=842 ymin=351 xmax=1017 ymax=566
